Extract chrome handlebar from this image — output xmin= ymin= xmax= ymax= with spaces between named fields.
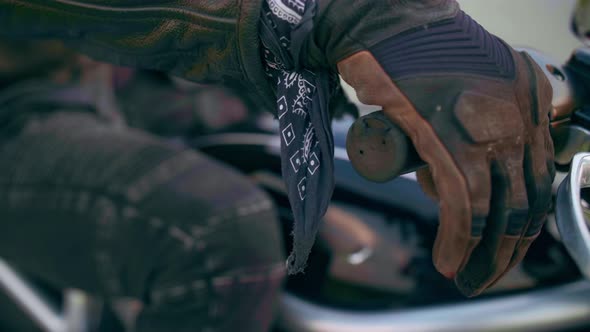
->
xmin=556 ymin=153 xmax=590 ymax=279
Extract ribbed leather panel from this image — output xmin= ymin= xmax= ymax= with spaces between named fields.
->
xmin=370 ymin=11 xmax=515 ymax=80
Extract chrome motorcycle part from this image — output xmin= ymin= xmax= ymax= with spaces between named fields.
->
xmin=552 ymin=124 xmax=590 ymax=167
xmin=0 ymin=258 xmax=98 ymax=332
xmin=0 ymin=258 xmax=63 ymax=332
xmin=556 ymin=152 xmax=590 ymax=280
xmin=278 ymin=280 xmax=590 ymax=332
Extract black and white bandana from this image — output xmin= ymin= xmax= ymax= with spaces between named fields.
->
xmin=260 ymin=0 xmax=335 ymax=274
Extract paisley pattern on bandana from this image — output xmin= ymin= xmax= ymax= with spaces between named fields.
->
xmin=260 ymin=0 xmax=335 ymax=274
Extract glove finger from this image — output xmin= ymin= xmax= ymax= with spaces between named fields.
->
xmin=484 ymin=130 xmax=553 ymax=290
xmin=416 ymin=167 xmax=439 ymax=201
xmin=523 ymin=137 xmax=554 ymax=237
xmin=544 ymin=123 xmax=556 ymax=183
xmin=481 ymin=53 xmax=554 ymax=290
xmin=520 ymin=52 xmax=554 ymax=236
xmin=431 ymin=153 xmax=491 ymax=278
xmin=508 ymin=219 xmax=544 ymax=273
xmin=485 ymin=56 xmax=555 ymax=287
xmin=455 ymin=152 xmax=529 ymax=296
xmin=486 ymin=219 xmax=543 ymax=290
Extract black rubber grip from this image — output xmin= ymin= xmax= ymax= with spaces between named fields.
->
xmin=346 ymin=111 xmax=424 ymax=182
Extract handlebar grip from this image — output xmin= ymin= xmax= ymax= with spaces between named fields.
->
xmin=346 ymin=111 xmax=424 ymax=182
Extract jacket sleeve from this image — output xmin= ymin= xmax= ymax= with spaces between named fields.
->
xmin=305 ymin=0 xmax=459 ymax=68
xmin=0 ymin=0 xmax=273 ymax=108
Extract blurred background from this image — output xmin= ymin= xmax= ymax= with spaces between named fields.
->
xmin=458 ymin=0 xmax=581 ymax=62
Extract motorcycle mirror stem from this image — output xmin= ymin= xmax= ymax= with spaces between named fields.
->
xmin=572 ymin=0 xmax=590 ymax=46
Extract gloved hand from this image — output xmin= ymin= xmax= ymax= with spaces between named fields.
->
xmin=307 ymin=2 xmax=555 ymax=296
xmin=1 ymin=0 xmax=556 ymax=296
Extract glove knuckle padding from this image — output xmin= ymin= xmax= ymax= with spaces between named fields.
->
xmin=454 ymin=92 xmax=523 ymax=144
xmin=513 ymin=52 xmax=555 ymax=237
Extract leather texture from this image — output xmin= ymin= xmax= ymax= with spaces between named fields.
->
xmin=0 ymin=0 xmax=274 ymax=109
xmin=368 ymin=10 xmax=516 ymax=80
xmin=318 ymin=2 xmax=555 ymax=297
xmin=304 ymin=0 xmax=459 ymax=68
xmin=339 ymin=47 xmax=555 ymax=297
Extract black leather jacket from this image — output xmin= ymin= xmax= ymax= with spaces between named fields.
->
xmin=0 ymin=0 xmax=458 ymax=111
xmin=0 ymin=0 xmax=274 ymax=108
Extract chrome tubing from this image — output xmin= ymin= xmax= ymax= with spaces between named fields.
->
xmin=278 ymin=280 xmax=590 ymax=332
xmin=556 ymin=152 xmax=590 ymax=279
xmin=0 ymin=258 xmax=64 ymax=332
